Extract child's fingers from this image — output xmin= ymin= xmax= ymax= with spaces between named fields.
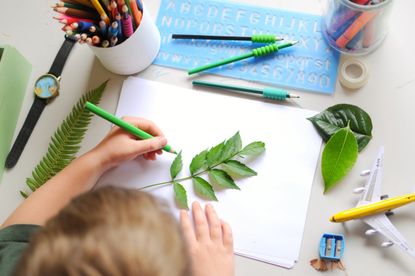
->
xmin=180 ymin=210 xmax=196 ymax=244
xmin=205 ymin=203 xmax=222 ymax=242
xmin=143 ymin=152 xmax=157 ymax=160
xmin=221 ymin=219 xmax=233 ymax=251
xmin=131 ymin=136 xmax=167 ymax=155
xmin=192 ymin=201 xmax=210 ymax=241
xmin=122 ymin=116 xmax=164 ymax=137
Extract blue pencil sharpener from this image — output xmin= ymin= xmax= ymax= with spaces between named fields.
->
xmin=319 ymin=233 xmax=345 ymax=261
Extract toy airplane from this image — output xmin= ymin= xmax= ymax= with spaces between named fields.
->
xmin=330 ymin=146 xmax=415 ymax=258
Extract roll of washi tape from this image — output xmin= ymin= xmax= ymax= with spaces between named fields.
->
xmin=338 ymin=58 xmax=369 ymax=89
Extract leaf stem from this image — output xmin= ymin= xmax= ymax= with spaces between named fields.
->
xmin=138 ymin=150 xmax=242 ymax=190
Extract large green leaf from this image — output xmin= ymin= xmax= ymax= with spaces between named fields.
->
xmin=193 ymin=177 xmax=217 ymax=201
xmin=173 ymin=182 xmax=188 ymax=209
xmin=221 ymin=132 xmax=242 ymax=161
xmin=206 ymin=141 xmax=225 ymax=167
xmin=208 ymin=169 xmax=239 ymax=190
xmin=322 ymin=126 xmax=358 ymax=193
xmin=23 ymin=81 xmax=108 ymax=196
xmin=239 ymin=141 xmax=265 ymax=156
xmin=189 ymin=149 xmax=207 ymax=175
xmin=222 ymin=160 xmax=257 ymax=178
xmin=170 ymin=151 xmax=183 ymax=179
xmin=308 ymin=104 xmax=372 ymax=151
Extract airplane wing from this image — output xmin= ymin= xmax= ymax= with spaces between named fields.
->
xmin=357 ymin=147 xmax=384 ymax=206
xmin=363 ymin=214 xmax=415 ymax=258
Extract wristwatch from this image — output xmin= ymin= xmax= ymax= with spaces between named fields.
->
xmin=5 ymin=36 xmax=77 ymax=169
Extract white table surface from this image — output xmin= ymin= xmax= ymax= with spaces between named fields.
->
xmin=1 ymin=0 xmax=415 ymax=275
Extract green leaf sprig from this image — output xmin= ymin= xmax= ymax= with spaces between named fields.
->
xmin=139 ymin=132 xmax=265 ymax=209
xmin=21 ymin=81 xmax=108 ymax=197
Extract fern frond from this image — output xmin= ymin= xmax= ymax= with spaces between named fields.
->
xmin=22 ymin=81 xmax=108 ymax=197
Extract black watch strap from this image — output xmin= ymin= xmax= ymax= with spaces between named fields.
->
xmin=5 ymin=36 xmax=76 ymax=169
xmin=5 ymin=98 xmax=47 ymax=168
xmin=49 ymin=35 xmax=77 ymax=77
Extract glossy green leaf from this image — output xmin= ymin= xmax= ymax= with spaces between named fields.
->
xmin=322 ymin=126 xmax=358 ymax=193
xmin=193 ymin=177 xmax=217 ymax=201
xmin=206 ymin=141 xmax=225 ymax=167
xmin=222 ymin=160 xmax=257 ymax=177
xmin=308 ymin=104 xmax=372 ymax=151
xmin=221 ymin=132 xmax=242 ymax=161
xmin=208 ymin=169 xmax=240 ymax=190
xmin=173 ymin=182 xmax=188 ymax=209
xmin=170 ymin=151 xmax=183 ymax=179
xmin=189 ymin=149 xmax=207 ymax=175
xmin=24 ymin=81 xmax=108 ymax=197
xmin=239 ymin=141 xmax=266 ymax=156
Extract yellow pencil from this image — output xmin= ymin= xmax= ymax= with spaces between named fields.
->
xmin=330 ymin=193 xmax=415 ymax=222
xmin=90 ymin=0 xmax=110 ymax=24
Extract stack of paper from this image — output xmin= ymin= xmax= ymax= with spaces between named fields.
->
xmin=97 ymin=77 xmax=322 ymax=268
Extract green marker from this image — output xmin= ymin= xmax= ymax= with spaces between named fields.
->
xmin=85 ymin=102 xmax=177 ymax=154
xmin=188 ymin=41 xmax=298 ymax=75
xmin=192 ymin=80 xmax=299 ymax=101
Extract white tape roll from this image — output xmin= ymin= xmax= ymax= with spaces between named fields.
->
xmin=339 ymin=58 xmax=369 ymax=89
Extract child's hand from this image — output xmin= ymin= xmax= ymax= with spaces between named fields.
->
xmin=91 ymin=116 xmax=168 ymax=170
xmin=180 ymin=202 xmax=234 ymax=276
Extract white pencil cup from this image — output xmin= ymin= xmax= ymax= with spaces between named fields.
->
xmin=89 ymin=6 xmax=160 ymax=75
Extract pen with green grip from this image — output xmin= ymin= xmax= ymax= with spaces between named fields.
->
xmin=188 ymin=41 xmax=298 ymax=75
xmin=192 ymin=80 xmax=299 ymax=101
xmin=84 ymin=101 xmax=177 ymax=154
xmin=172 ymin=34 xmax=283 ymax=43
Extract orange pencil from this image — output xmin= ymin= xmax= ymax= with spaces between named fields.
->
xmin=129 ymin=0 xmax=142 ymax=27
xmin=336 ymin=11 xmax=376 ymax=48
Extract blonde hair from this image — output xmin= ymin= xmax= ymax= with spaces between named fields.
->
xmin=15 ymin=187 xmax=190 ymax=276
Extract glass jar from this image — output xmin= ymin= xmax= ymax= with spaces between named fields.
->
xmin=321 ymin=0 xmax=393 ymax=56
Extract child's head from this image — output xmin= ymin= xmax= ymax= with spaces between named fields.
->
xmin=15 ymin=186 xmax=190 ymax=276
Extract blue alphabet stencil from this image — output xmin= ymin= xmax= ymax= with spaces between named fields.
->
xmin=154 ymin=0 xmax=339 ymax=94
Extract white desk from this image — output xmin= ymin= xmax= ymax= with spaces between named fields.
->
xmin=1 ymin=1 xmax=414 ymax=275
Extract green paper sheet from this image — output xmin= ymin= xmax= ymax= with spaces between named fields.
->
xmin=0 ymin=45 xmax=32 ymax=183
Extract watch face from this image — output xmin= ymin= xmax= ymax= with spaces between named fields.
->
xmin=34 ymin=74 xmax=60 ymax=99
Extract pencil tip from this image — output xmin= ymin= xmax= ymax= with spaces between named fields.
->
xmin=291 ymin=40 xmax=299 ymax=45
xmin=289 ymin=94 xmax=300 ymax=98
xmin=276 ymin=36 xmax=284 ymax=41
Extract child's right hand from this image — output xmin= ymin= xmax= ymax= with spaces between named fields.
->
xmin=90 ymin=116 xmax=168 ymax=171
xmin=180 ymin=202 xmax=235 ymax=276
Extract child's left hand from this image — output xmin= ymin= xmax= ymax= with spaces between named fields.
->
xmin=91 ymin=116 xmax=168 ymax=170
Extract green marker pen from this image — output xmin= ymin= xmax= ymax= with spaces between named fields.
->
xmin=85 ymin=102 xmax=177 ymax=154
xmin=192 ymin=80 xmax=300 ymax=101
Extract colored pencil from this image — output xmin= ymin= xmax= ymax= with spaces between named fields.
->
xmin=336 ymin=12 xmax=376 ymax=48
xmin=90 ymin=0 xmax=111 ymax=24
xmin=121 ymin=5 xmax=134 ymax=37
xmin=54 ymin=1 xmax=96 ymax=12
xmin=129 ymin=0 xmax=142 ymax=27
xmin=84 ymin=102 xmax=177 ymax=154
xmin=54 ymin=7 xmax=101 ymax=20
xmin=72 ymin=0 xmax=94 ymax=8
